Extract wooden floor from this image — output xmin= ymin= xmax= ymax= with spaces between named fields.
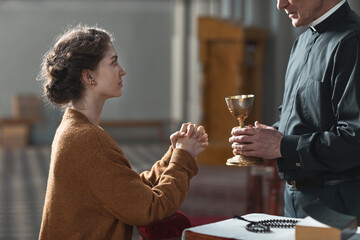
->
xmin=0 ymin=143 xmax=284 ymax=240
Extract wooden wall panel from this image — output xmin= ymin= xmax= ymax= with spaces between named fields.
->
xmin=198 ymin=17 xmax=267 ymax=165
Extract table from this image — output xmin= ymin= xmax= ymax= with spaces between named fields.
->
xmin=182 ymin=213 xmax=360 ymax=240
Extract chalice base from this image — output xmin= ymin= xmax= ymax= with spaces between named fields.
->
xmin=226 ymin=155 xmax=262 ymax=167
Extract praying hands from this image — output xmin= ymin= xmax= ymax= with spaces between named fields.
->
xmin=170 ymin=123 xmax=209 ymax=158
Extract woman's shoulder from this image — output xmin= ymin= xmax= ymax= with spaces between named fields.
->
xmin=57 ymin=108 xmax=116 ymax=148
xmin=54 ymin=120 xmax=101 ymax=152
xmin=53 ymin=109 xmax=127 ymax=164
xmin=57 ymin=120 xmax=130 ymax=167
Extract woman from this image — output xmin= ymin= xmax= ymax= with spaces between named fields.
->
xmin=37 ymin=25 xmax=208 ymax=240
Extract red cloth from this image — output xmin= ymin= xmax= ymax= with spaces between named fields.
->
xmin=137 ymin=211 xmax=191 ymax=240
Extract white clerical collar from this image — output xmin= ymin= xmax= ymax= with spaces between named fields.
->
xmin=310 ymin=0 xmax=346 ymax=29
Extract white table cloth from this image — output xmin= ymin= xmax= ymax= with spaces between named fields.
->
xmin=182 ymin=213 xmax=360 ymax=240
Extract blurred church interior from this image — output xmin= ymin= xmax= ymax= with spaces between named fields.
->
xmin=0 ymin=0 xmax=359 ymax=239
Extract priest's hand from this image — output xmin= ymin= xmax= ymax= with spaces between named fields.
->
xmin=229 ymin=121 xmax=283 ymax=159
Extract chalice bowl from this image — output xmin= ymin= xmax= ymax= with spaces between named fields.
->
xmin=225 ymin=94 xmax=261 ymax=166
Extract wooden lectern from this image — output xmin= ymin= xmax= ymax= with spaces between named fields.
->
xmin=197 ymin=17 xmax=267 ymax=165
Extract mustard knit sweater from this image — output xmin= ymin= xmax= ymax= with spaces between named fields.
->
xmin=39 ymin=108 xmax=198 ymax=240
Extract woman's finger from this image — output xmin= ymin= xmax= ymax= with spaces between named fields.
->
xmin=198 ymin=133 xmax=208 ymax=142
xmin=187 ymin=124 xmax=195 ymax=137
xmin=201 ymin=142 xmax=209 ymax=147
xmin=193 ymin=125 xmax=206 ymax=140
xmin=195 ymin=125 xmax=206 ymax=139
xmin=197 ymin=125 xmax=205 ymax=134
xmin=180 ymin=123 xmax=189 ymax=133
xmin=170 ymin=131 xmax=186 ymax=148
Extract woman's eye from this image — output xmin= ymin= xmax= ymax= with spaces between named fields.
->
xmin=113 ymin=60 xmax=118 ymax=65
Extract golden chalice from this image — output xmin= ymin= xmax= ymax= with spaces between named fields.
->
xmin=225 ymin=94 xmax=261 ymax=167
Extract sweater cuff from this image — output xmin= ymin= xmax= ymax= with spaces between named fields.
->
xmin=163 ymin=146 xmax=174 ymax=163
xmin=170 ymin=149 xmax=198 ymax=177
xmin=280 ymin=135 xmax=302 ymax=169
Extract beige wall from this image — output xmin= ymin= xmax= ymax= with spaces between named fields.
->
xmin=0 ymin=0 xmax=359 ymax=144
xmin=0 ymin=1 xmax=174 ymax=144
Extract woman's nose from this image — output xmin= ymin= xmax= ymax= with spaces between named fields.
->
xmin=120 ymin=67 xmax=126 ymax=76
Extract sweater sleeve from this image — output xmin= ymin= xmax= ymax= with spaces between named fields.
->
xmin=88 ymin=144 xmax=198 ymax=227
xmin=139 ymin=146 xmax=174 ymax=187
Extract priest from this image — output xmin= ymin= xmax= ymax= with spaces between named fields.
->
xmin=230 ymin=0 xmax=360 ymax=225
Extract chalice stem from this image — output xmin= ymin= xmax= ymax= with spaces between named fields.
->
xmin=238 ymin=120 xmax=244 ymax=128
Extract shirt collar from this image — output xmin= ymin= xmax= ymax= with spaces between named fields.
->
xmin=309 ymin=1 xmax=350 ymax=34
xmin=310 ymin=0 xmax=346 ymax=27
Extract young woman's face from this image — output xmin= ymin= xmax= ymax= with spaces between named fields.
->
xmin=92 ymin=44 xmax=126 ymax=100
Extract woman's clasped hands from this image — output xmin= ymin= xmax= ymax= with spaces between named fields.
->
xmin=170 ymin=123 xmax=209 ymax=158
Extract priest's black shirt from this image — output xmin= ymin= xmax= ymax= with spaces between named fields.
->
xmin=274 ymin=2 xmax=360 ymax=181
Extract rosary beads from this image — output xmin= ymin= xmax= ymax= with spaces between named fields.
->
xmin=234 ymin=215 xmax=300 ymax=233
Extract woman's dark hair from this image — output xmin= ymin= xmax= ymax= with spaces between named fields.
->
xmin=38 ymin=25 xmax=113 ymax=106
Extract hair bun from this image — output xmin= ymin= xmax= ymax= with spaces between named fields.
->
xmin=45 ymin=76 xmax=71 ymax=105
xmin=47 ymin=55 xmax=69 ymax=80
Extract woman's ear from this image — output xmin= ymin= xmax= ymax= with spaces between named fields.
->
xmin=81 ymin=69 xmax=96 ymax=86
